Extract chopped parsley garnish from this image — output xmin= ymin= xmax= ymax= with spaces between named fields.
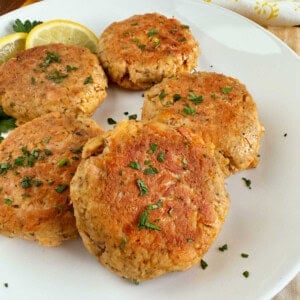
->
xmin=147 ymin=143 xmax=158 ymax=154
xmin=178 ymin=37 xmax=187 ymax=42
xmin=66 ymin=65 xmax=78 ymax=72
xmin=128 ymin=114 xmax=137 ymax=120
xmin=47 ymin=69 xmax=68 ymax=84
xmin=12 ymin=19 xmax=42 ymax=33
xmin=242 ymin=177 xmax=252 ymax=189
xmin=120 ymin=237 xmax=127 ymax=251
xmin=173 ymin=94 xmax=181 ymax=102
xmin=144 ymin=166 xmax=158 ymax=175
xmin=200 ymin=259 xmax=208 ymax=270
xmin=243 ymin=271 xmax=250 ymax=278
xmin=221 ymin=86 xmax=233 ymax=94
xmin=31 ymin=77 xmax=36 ymax=85
xmin=218 ymin=244 xmax=228 ymax=252
xmin=136 ymin=179 xmax=148 ymax=196
xmin=57 ymin=157 xmax=70 ymax=167
xmin=147 ymin=28 xmax=158 ymax=36
xmin=4 ymin=198 xmax=12 ymax=206
xmin=55 ymin=184 xmax=68 ymax=193
xmin=44 ymin=149 xmax=52 ymax=156
xmin=183 ymin=105 xmax=196 ymax=116
xmin=181 ymin=24 xmax=190 ymax=29
xmin=71 ymin=146 xmax=83 ymax=154
xmin=159 ymin=91 xmax=167 ymax=100
xmin=138 ymin=199 xmax=162 ymax=231
xmin=241 ymin=253 xmax=249 ymax=258
xmin=33 ymin=180 xmax=43 ymax=187
xmin=128 ymin=161 xmax=141 ymax=170
xmin=20 ymin=176 xmax=32 ymax=189
xmin=0 ymin=162 xmax=12 ymax=175
xmin=84 ymin=76 xmax=93 ymax=85
xmin=188 ymin=91 xmax=203 ymax=104
xmin=138 ymin=44 xmax=146 ymax=50
xmin=157 ymin=152 xmax=165 ymax=162
xmin=107 ymin=117 xmax=117 ymax=125
xmin=14 ymin=156 xmax=25 ymax=166
xmin=39 ymin=51 xmax=61 ymax=70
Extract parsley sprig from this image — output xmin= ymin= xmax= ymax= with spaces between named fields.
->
xmin=138 ymin=199 xmax=162 ymax=231
xmin=12 ymin=19 xmax=42 ymax=33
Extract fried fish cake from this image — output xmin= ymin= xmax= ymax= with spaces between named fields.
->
xmin=142 ymin=72 xmax=265 ymax=175
xmin=0 ymin=112 xmax=102 ymax=246
xmin=0 ymin=43 xmax=107 ymax=124
xmin=70 ymin=120 xmax=229 ymax=281
xmin=98 ymin=13 xmax=199 ymax=90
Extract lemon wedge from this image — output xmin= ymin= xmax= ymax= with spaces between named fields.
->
xmin=0 ymin=32 xmax=27 ymax=64
xmin=25 ymin=19 xmax=98 ymax=53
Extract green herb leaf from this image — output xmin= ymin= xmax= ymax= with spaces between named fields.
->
xmin=128 ymin=114 xmax=137 ymax=120
xmin=12 ymin=19 xmax=42 ymax=33
xmin=83 ymin=76 xmax=93 ymax=85
xmin=4 ymin=198 xmax=12 ymax=206
xmin=243 ymin=271 xmax=250 ymax=278
xmin=66 ymin=65 xmax=78 ymax=72
xmin=0 ymin=162 xmax=12 ymax=175
xmin=57 ymin=157 xmax=70 ymax=167
xmin=147 ymin=28 xmax=158 ymax=37
xmin=107 ymin=117 xmax=117 ymax=125
xmin=136 ymin=179 xmax=148 ymax=196
xmin=55 ymin=184 xmax=68 ymax=193
xmin=144 ymin=166 xmax=158 ymax=175
xmin=242 ymin=177 xmax=252 ymax=189
xmin=200 ymin=259 xmax=208 ymax=270
xmin=188 ymin=91 xmax=203 ymax=104
xmin=218 ymin=244 xmax=228 ymax=252
xmin=71 ymin=146 xmax=83 ymax=154
xmin=221 ymin=86 xmax=233 ymax=94
xmin=128 ymin=161 xmax=141 ymax=170
xmin=157 ymin=152 xmax=165 ymax=162
xmin=173 ymin=94 xmax=181 ymax=102
xmin=138 ymin=200 xmax=162 ymax=231
xmin=159 ymin=91 xmax=167 ymax=100
xmin=147 ymin=143 xmax=158 ymax=154
xmin=120 ymin=237 xmax=127 ymax=251
xmin=14 ymin=156 xmax=25 ymax=166
xmin=20 ymin=176 xmax=32 ymax=189
xmin=47 ymin=69 xmax=68 ymax=84
xmin=183 ymin=105 xmax=196 ymax=116
xmin=0 ymin=116 xmax=16 ymax=134
xmin=44 ymin=149 xmax=52 ymax=156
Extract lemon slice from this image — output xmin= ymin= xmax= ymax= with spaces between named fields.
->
xmin=25 ymin=19 xmax=98 ymax=53
xmin=0 ymin=32 xmax=27 ymax=64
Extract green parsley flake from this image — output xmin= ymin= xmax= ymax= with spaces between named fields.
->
xmin=84 ymin=76 xmax=93 ymax=85
xmin=128 ymin=161 xmax=141 ymax=170
xmin=157 ymin=152 xmax=165 ymax=162
xmin=241 ymin=253 xmax=249 ymax=258
xmin=144 ymin=166 xmax=158 ymax=175
xmin=71 ymin=146 xmax=83 ymax=154
xmin=14 ymin=156 xmax=25 ymax=166
xmin=183 ymin=105 xmax=196 ymax=116
xmin=243 ymin=271 xmax=250 ymax=278
xmin=20 ymin=176 xmax=32 ymax=189
xmin=47 ymin=69 xmax=68 ymax=84
xmin=218 ymin=244 xmax=228 ymax=252
xmin=66 ymin=65 xmax=78 ymax=72
xmin=178 ymin=37 xmax=187 ymax=42
xmin=147 ymin=143 xmax=158 ymax=154
xmin=44 ymin=149 xmax=52 ymax=156
xmin=107 ymin=117 xmax=117 ymax=125
xmin=57 ymin=157 xmax=70 ymax=167
xmin=55 ymin=184 xmax=68 ymax=193
xmin=159 ymin=91 xmax=167 ymax=100
xmin=147 ymin=28 xmax=158 ymax=37
xmin=242 ymin=177 xmax=252 ymax=189
xmin=128 ymin=114 xmax=137 ymax=120
xmin=13 ymin=19 xmax=42 ymax=33
xmin=31 ymin=77 xmax=36 ymax=85
xmin=120 ymin=237 xmax=127 ymax=251
xmin=4 ymin=198 xmax=12 ymax=206
xmin=138 ymin=200 xmax=162 ymax=231
xmin=173 ymin=94 xmax=181 ymax=102
xmin=0 ymin=162 xmax=12 ymax=175
xmin=200 ymin=259 xmax=208 ymax=270
xmin=136 ymin=179 xmax=148 ymax=196
xmin=221 ymin=86 xmax=233 ymax=94
xmin=188 ymin=91 xmax=203 ymax=104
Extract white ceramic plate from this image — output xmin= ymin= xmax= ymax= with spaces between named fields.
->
xmin=0 ymin=0 xmax=299 ymax=299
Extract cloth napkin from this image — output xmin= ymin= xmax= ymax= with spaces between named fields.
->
xmin=200 ymin=0 xmax=300 ymax=26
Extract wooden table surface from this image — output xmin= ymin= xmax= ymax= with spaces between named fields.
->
xmin=0 ymin=1 xmax=299 ymax=299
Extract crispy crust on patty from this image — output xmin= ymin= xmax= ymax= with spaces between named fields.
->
xmin=0 ymin=43 xmax=107 ymax=124
xmin=71 ymin=120 xmax=229 ymax=281
xmin=98 ymin=13 xmax=200 ymax=90
xmin=0 ymin=112 xmax=102 ymax=246
xmin=142 ymin=72 xmax=265 ymax=175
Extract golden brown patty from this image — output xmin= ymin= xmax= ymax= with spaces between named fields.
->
xmin=70 ymin=120 xmax=229 ymax=281
xmin=0 ymin=112 xmax=102 ymax=246
xmin=98 ymin=13 xmax=200 ymax=90
xmin=142 ymin=72 xmax=265 ymax=175
xmin=0 ymin=43 xmax=107 ymax=124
